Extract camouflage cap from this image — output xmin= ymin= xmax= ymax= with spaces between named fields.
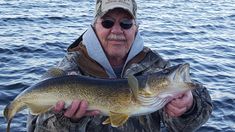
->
xmin=95 ymin=0 xmax=137 ymax=19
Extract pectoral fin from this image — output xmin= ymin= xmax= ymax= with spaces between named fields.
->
xmin=102 ymin=111 xmax=129 ymax=127
xmin=127 ymin=75 xmax=139 ymax=100
xmin=25 ymin=103 xmax=53 ymax=115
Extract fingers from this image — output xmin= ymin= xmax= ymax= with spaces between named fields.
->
xmin=85 ymin=110 xmax=100 ymax=116
xmin=54 ymin=100 xmax=65 ymax=112
xmin=165 ymin=103 xmax=187 ymax=117
xmin=172 ymin=91 xmax=193 ymax=107
xmin=64 ymin=99 xmax=81 ymax=117
xmin=165 ymin=91 xmax=193 ymax=117
xmin=72 ymin=100 xmax=88 ymax=119
xmin=170 ymin=96 xmax=187 ymax=108
xmin=64 ymin=100 xmax=100 ymax=121
xmin=53 ymin=99 xmax=100 ymax=121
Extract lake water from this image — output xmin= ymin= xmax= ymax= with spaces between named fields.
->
xmin=0 ymin=0 xmax=235 ymax=131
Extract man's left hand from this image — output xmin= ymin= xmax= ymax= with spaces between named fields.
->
xmin=164 ymin=90 xmax=193 ymax=117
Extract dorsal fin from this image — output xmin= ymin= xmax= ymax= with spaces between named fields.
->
xmin=41 ymin=68 xmax=66 ymax=79
xmin=127 ymin=74 xmax=139 ymax=100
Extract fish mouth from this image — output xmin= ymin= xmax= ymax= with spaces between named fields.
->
xmin=173 ymin=63 xmax=191 ymax=82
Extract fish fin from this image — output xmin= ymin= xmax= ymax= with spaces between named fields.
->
xmin=6 ymin=118 xmax=12 ymax=132
xmin=42 ymin=68 xmax=66 ymax=79
xmin=127 ymin=74 xmax=139 ymax=100
xmin=109 ymin=111 xmax=129 ymax=127
xmin=25 ymin=103 xmax=53 ymax=115
xmin=102 ymin=117 xmax=111 ymax=125
xmin=186 ymin=82 xmax=201 ymax=89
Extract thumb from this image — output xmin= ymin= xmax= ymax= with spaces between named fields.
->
xmin=53 ymin=100 xmax=65 ymax=113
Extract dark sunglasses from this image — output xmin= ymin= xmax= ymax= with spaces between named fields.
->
xmin=101 ymin=19 xmax=133 ymax=30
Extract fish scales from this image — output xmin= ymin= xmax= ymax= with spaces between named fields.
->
xmin=23 ymin=75 xmax=135 ymax=114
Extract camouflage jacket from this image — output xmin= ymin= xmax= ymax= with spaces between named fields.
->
xmin=27 ymin=36 xmax=212 ymax=132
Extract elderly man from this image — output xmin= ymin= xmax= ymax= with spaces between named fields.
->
xmin=27 ymin=0 xmax=212 ymax=131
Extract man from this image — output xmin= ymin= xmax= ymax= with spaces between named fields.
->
xmin=28 ymin=0 xmax=212 ymax=131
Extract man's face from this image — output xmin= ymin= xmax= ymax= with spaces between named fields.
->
xmin=94 ymin=9 xmax=137 ymax=61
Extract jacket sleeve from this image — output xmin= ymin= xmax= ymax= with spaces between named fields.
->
xmin=54 ymin=51 xmax=82 ymax=75
xmin=160 ymin=85 xmax=213 ymax=132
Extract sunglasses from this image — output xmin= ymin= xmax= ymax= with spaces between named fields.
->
xmin=101 ymin=19 xmax=134 ymax=30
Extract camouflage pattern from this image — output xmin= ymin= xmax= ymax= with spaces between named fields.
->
xmin=27 ymin=41 xmax=212 ymax=132
xmin=95 ymin=0 xmax=137 ymax=18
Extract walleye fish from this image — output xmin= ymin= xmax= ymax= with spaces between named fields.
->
xmin=3 ymin=63 xmax=199 ymax=132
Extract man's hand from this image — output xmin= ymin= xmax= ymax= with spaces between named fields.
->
xmin=53 ymin=99 xmax=100 ymax=122
xmin=164 ymin=90 xmax=193 ymax=117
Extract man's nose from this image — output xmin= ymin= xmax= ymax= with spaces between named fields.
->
xmin=111 ymin=22 xmax=123 ymax=34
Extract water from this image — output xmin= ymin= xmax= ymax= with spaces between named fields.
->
xmin=0 ymin=0 xmax=234 ymax=131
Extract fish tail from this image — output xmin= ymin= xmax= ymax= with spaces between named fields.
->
xmin=3 ymin=100 xmax=26 ymax=132
xmin=6 ymin=118 xmax=12 ymax=132
xmin=3 ymin=103 xmax=12 ymax=122
xmin=4 ymin=103 xmax=13 ymax=132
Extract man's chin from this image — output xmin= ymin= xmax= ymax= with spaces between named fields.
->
xmin=108 ymin=51 xmax=125 ymax=59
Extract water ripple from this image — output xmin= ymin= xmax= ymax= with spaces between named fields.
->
xmin=0 ymin=0 xmax=235 ymax=131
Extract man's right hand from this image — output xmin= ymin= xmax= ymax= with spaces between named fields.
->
xmin=53 ymin=99 xmax=100 ymax=122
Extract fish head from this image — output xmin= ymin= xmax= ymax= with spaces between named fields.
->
xmin=146 ymin=63 xmax=198 ymax=96
xmin=166 ymin=63 xmax=191 ymax=83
